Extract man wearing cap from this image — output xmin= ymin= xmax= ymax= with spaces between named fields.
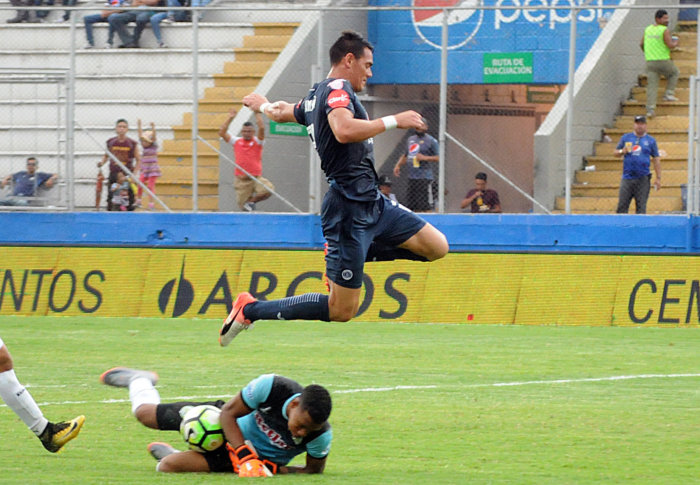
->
xmin=641 ymin=9 xmax=680 ymax=118
xmin=614 ymin=115 xmax=661 ymax=214
xmin=378 ymin=175 xmax=398 ymax=203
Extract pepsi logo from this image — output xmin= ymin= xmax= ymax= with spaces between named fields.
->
xmin=412 ymin=0 xmax=484 ymax=50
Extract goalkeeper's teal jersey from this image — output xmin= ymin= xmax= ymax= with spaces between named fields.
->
xmin=237 ymin=374 xmax=332 ymax=465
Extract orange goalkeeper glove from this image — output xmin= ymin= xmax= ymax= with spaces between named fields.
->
xmin=227 ymin=442 xmax=273 ymax=476
xmin=239 ymin=458 xmax=272 ymax=477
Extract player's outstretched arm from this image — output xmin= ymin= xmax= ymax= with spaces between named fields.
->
xmin=279 ymin=454 xmax=327 ymax=474
xmin=243 ymin=93 xmax=297 ymax=123
xmin=328 ymin=108 xmax=426 ymax=144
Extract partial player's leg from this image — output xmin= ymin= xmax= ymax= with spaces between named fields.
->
xmin=100 ymin=367 xmax=161 ymax=427
xmin=157 ymin=449 xmax=212 ymax=472
xmin=398 ymin=223 xmax=449 ymax=261
xmin=0 ymin=339 xmax=84 ymax=453
xmin=371 ymin=196 xmax=448 ymax=262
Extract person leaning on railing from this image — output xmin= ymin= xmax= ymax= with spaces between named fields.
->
xmin=0 ymin=157 xmax=57 ymax=206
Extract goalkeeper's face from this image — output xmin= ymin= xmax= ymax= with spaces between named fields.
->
xmin=287 ymin=401 xmax=323 ymax=439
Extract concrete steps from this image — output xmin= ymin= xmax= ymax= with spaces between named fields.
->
xmin=554 ymin=195 xmax=681 ymax=213
xmin=565 ymin=22 xmax=696 ymax=213
xmin=2 ymin=18 xmax=299 ymax=211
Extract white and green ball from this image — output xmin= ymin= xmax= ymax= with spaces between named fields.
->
xmin=180 ymin=405 xmax=225 ymax=453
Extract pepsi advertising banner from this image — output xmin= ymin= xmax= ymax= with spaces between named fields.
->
xmin=367 ymin=0 xmax=620 ymax=84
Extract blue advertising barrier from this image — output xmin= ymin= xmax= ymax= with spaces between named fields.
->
xmin=0 ymin=213 xmax=698 ymax=254
xmin=367 ymin=0 xmax=620 ymax=84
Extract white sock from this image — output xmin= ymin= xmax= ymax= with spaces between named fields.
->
xmin=0 ymin=369 xmax=49 ymax=435
xmin=129 ymin=377 xmax=160 ymax=414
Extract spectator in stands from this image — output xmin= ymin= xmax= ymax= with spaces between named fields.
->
xmin=145 ymin=0 xmax=171 ymax=48
xmin=641 ymin=9 xmax=680 ymax=118
xmin=378 ymin=175 xmax=398 ymax=203
xmin=393 ymin=119 xmax=439 ymax=212
xmin=83 ymin=0 xmax=126 ymax=49
xmin=137 ymin=119 xmax=161 ymax=209
xmin=219 ymin=108 xmax=275 ymax=212
xmin=98 ymin=118 xmax=140 ymax=210
xmin=108 ymin=171 xmax=134 ymax=211
xmin=614 ymin=115 xmax=661 ymax=214
xmin=461 ymin=172 xmax=501 ymax=213
xmin=36 ymin=0 xmax=76 ymax=23
xmin=158 ymin=0 xmax=188 ymax=23
xmin=0 ymin=157 xmax=57 ymax=206
xmin=6 ymin=0 xmax=32 ymax=23
xmin=109 ymin=0 xmax=160 ymax=48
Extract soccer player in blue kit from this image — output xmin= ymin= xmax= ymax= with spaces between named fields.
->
xmin=100 ymin=367 xmax=332 ymax=477
xmin=220 ymin=31 xmax=449 ymax=346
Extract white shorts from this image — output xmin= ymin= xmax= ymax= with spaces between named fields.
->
xmin=0 ymin=336 xmax=4 ymax=349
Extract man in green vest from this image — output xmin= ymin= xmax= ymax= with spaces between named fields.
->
xmin=640 ymin=9 xmax=680 ymax=118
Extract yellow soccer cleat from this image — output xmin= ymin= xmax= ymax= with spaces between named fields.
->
xmin=39 ymin=415 xmax=85 ymax=453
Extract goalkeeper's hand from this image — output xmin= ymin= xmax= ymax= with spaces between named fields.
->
xmin=227 ymin=442 xmax=274 ymax=477
xmin=239 ymin=458 xmax=273 ymax=477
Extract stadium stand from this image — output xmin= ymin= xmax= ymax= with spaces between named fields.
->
xmin=0 ymin=1 xmax=301 ymax=210
xmin=556 ymin=20 xmax=696 ymax=214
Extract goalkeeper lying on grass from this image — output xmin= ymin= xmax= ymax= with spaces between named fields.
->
xmin=100 ymin=367 xmax=332 ymax=476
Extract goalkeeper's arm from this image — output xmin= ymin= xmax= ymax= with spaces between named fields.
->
xmin=277 ymin=454 xmax=327 ymax=474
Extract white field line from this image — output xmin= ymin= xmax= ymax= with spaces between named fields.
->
xmin=4 ymin=374 xmax=700 ymax=409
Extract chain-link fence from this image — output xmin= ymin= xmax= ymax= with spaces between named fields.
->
xmin=0 ymin=1 xmax=698 ymax=214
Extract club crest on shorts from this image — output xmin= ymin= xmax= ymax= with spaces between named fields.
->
xmin=341 ymin=269 xmax=353 ymax=281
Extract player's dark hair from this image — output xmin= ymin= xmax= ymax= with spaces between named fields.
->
xmin=116 ymin=118 xmax=128 ymax=126
xmin=242 ymin=122 xmax=254 ymax=127
xmin=300 ymin=384 xmax=332 ymax=424
xmin=26 ymin=157 xmax=37 ymax=164
xmin=476 ymin=172 xmax=487 ymax=181
xmin=655 ymin=9 xmax=667 ymax=20
xmin=329 ymin=31 xmax=374 ymax=66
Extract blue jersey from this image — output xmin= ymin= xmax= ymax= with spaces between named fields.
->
xmin=11 ymin=171 xmax=52 ymax=196
xmin=293 ymin=78 xmax=380 ymax=201
xmin=616 ymin=133 xmax=659 ymax=179
xmin=237 ymin=374 xmax=332 ymax=466
xmin=405 ymin=133 xmax=438 ymax=180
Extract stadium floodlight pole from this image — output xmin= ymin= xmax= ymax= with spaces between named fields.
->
xmin=564 ymin=6 xmax=578 ymax=214
xmin=309 ymin=10 xmax=324 ymax=214
xmin=66 ymin=12 xmax=77 ymax=211
xmin=191 ymin=10 xmax=199 ymax=212
xmin=688 ymin=75 xmax=695 ymax=215
xmin=438 ymin=6 xmax=448 ymax=214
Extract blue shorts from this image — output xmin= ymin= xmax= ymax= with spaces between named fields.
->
xmin=321 ymin=187 xmax=426 ymax=289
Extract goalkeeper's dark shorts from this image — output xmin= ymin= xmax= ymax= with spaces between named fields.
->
xmin=156 ymin=400 xmax=233 ymax=472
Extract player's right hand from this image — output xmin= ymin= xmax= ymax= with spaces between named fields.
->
xmin=242 ymin=93 xmax=267 ymax=113
xmin=394 ymin=110 xmax=426 ymax=131
xmin=239 ymin=459 xmax=272 ymax=477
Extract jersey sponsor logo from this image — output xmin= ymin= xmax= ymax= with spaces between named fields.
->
xmin=327 ymin=90 xmax=350 ymax=109
xmin=254 ymin=411 xmax=291 ymax=450
xmin=412 ymin=0 xmax=484 ymax=50
xmin=408 ymin=142 xmax=421 ymax=155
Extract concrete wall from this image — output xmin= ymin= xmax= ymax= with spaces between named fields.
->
xmin=1 ymin=212 xmax=699 ymax=253
xmin=533 ymin=0 xmax=681 ymax=211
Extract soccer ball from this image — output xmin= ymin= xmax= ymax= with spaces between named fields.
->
xmin=180 ymin=405 xmax=225 ymax=453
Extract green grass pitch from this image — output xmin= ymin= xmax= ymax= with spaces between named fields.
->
xmin=0 ymin=316 xmax=698 ymax=484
